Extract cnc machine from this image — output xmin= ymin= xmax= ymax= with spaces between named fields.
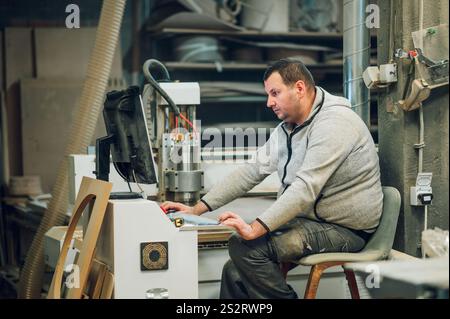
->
xmin=45 ymin=59 xmax=279 ymax=299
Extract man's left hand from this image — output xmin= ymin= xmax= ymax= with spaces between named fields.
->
xmin=218 ymin=211 xmax=267 ymax=240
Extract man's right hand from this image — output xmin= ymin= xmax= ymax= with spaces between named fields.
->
xmin=160 ymin=200 xmax=209 ymax=216
xmin=160 ymin=201 xmax=195 ymax=215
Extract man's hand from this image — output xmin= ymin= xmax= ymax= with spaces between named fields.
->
xmin=160 ymin=201 xmax=194 ymax=214
xmin=160 ymin=200 xmax=209 ymax=216
xmin=218 ymin=211 xmax=267 ymax=240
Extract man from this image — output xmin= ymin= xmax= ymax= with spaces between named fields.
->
xmin=161 ymin=58 xmax=383 ymax=299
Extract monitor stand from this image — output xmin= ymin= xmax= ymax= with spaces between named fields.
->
xmin=94 ymin=135 xmax=145 ymax=200
xmin=94 ymin=134 xmax=115 ymax=182
xmin=109 ymin=191 xmax=144 ymax=200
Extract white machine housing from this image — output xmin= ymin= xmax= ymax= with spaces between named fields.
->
xmin=157 ymin=82 xmax=200 ymax=105
xmin=95 ymin=198 xmax=198 ymax=299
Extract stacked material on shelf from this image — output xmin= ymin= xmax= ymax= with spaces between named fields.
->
xmin=199 ymin=81 xmax=265 ymax=98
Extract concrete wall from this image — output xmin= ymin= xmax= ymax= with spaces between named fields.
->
xmin=378 ymin=0 xmax=449 ymax=256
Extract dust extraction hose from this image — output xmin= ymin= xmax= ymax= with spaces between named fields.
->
xmin=18 ymin=0 xmax=126 ymax=298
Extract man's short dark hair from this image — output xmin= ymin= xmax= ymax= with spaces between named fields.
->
xmin=263 ymin=58 xmax=315 ymax=90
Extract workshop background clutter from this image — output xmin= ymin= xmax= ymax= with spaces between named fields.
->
xmin=0 ymin=0 xmax=448 ymax=300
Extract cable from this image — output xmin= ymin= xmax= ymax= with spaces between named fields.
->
xmin=418 ymin=0 xmax=424 ymax=50
xmin=127 ymin=179 xmax=132 ymax=192
xmin=113 ymin=161 xmax=128 ymax=181
xmin=142 ymin=59 xmax=181 ymax=116
xmin=418 ymin=104 xmax=424 ymax=174
xmin=141 ymin=59 xmax=198 ymax=135
xmin=418 ymin=0 xmax=428 ymax=244
xmin=132 ymin=169 xmax=145 ymax=194
xmin=424 ymin=205 xmax=428 ymax=231
xmin=143 ymin=59 xmax=170 ymax=82
xmin=422 ymin=203 xmax=428 ymax=259
xmin=418 ymin=104 xmax=427 ymax=235
xmin=388 ymin=0 xmax=395 ymax=62
xmin=179 ymin=113 xmax=197 ymax=133
xmin=417 ymin=1 xmax=425 ymax=174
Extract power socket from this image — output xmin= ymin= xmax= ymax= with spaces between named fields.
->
xmin=410 ymin=173 xmax=433 ymax=206
xmin=410 ymin=186 xmax=433 ymax=206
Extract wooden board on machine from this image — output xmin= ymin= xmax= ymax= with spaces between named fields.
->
xmin=198 ymin=229 xmax=233 ymax=244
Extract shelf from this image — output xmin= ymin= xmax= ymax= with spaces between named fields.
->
xmin=163 ymin=62 xmax=343 ymax=73
xmin=202 ymin=96 xmax=266 ymax=103
xmin=147 ymin=27 xmax=377 ymax=44
xmin=201 ymin=93 xmax=379 ymax=104
xmin=148 ymin=27 xmax=346 ymax=41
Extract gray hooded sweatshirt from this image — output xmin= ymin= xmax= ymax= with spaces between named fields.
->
xmin=201 ymin=87 xmax=383 ymax=232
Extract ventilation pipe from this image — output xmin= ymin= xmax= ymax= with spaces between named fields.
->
xmin=343 ymin=0 xmax=371 ymax=127
xmin=18 ymin=0 xmax=126 ymax=298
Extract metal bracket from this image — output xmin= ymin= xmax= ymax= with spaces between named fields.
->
xmin=398 ymin=79 xmax=431 ymax=111
xmin=416 ymin=48 xmax=449 ymax=84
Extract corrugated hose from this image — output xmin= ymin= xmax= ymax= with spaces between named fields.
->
xmin=18 ymin=0 xmax=126 ymax=298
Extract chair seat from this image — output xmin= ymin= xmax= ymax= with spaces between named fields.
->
xmin=299 ymin=250 xmax=384 ymax=266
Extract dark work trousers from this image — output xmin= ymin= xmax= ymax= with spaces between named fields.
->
xmin=220 ymin=217 xmax=368 ymax=299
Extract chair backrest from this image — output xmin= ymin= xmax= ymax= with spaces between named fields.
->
xmin=361 ymin=186 xmax=401 ymax=259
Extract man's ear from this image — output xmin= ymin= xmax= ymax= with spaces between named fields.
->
xmin=295 ymin=80 xmax=307 ymax=97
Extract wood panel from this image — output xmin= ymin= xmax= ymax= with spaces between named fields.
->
xmin=100 ymin=271 xmax=114 ymax=299
xmin=4 ymin=28 xmax=33 ymax=88
xmin=0 ymin=31 xmax=3 ymax=91
xmin=4 ymin=28 xmax=33 ymax=177
xmin=34 ymin=27 xmax=122 ymax=79
xmin=20 ymin=79 xmax=108 ymax=193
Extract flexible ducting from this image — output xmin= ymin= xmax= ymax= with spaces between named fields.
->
xmin=18 ymin=0 xmax=126 ymax=298
xmin=343 ymin=0 xmax=371 ymax=127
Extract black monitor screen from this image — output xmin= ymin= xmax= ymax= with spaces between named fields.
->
xmin=102 ymin=86 xmax=157 ymax=184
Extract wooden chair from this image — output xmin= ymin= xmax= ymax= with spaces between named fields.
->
xmin=282 ymin=186 xmax=401 ymax=299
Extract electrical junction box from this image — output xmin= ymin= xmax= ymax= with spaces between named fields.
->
xmin=363 ymin=66 xmax=380 ymax=89
xmin=410 ymin=173 xmax=433 ymax=206
xmin=363 ymin=64 xmax=398 ymax=89
xmin=379 ymin=63 xmax=398 ymax=83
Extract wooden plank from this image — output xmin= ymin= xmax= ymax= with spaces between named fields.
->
xmin=34 ymin=27 xmax=122 ymax=79
xmin=4 ymin=28 xmax=33 ymax=88
xmin=197 ymin=230 xmax=233 ymax=243
xmin=0 ymin=31 xmax=3 ymax=91
xmin=91 ymin=261 xmax=107 ymax=299
xmin=20 ymin=79 xmax=107 ymax=193
xmin=0 ymin=90 xmax=9 ymax=184
xmin=100 ymin=271 xmax=114 ymax=299
xmin=4 ymin=28 xmax=33 ymax=177
xmin=84 ymin=258 xmax=102 ymax=297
